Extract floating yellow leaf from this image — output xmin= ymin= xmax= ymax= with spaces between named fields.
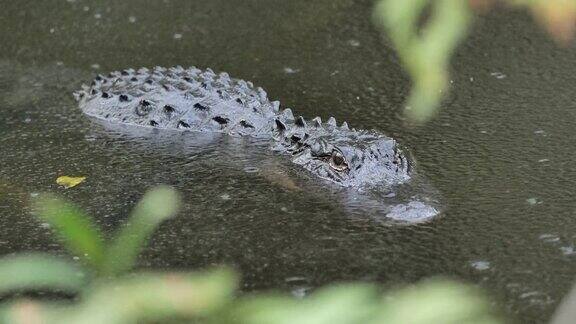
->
xmin=56 ymin=176 xmax=86 ymax=189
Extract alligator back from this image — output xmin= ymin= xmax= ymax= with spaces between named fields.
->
xmin=75 ymin=66 xmax=278 ymax=137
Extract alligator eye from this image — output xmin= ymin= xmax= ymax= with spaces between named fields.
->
xmin=329 ymin=150 xmax=348 ymax=172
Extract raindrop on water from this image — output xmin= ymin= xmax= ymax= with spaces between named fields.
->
xmin=243 ymin=166 xmax=259 ymax=173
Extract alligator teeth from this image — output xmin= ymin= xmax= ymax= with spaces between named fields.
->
xmin=327 ymin=117 xmax=337 ymax=127
xmin=340 ymin=121 xmax=349 ymax=130
xmin=271 ymin=101 xmax=280 ymax=112
xmin=295 ymin=116 xmax=306 ymax=128
xmin=312 ymin=117 xmax=322 ymax=127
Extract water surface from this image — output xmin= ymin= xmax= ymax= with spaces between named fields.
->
xmin=1 ymin=1 xmax=576 ymax=323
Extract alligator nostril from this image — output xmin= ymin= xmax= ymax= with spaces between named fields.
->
xmin=150 ymin=120 xmax=158 ymax=126
xmin=101 ymin=92 xmax=111 ymax=99
xmin=119 ymin=94 xmax=129 ymax=102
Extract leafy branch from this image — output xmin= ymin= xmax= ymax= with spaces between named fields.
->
xmin=374 ymin=0 xmax=576 ymax=122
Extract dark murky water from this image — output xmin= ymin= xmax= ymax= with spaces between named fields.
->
xmin=1 ymin=1 xmax=576 ymax=323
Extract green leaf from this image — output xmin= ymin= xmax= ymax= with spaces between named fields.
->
xmin=374 ymin=0 xmax=472 ymax=122
xmin=302 ymin=284 xmax=380 ymax=324
xmin=63 ymin=268 xmax=236 ymax=324
xmin=230 ymin=284 xmax=380 ymax=324
xmin=371 ymin=279 xmax=502 ymax=324
xmin=33 ymin=194 xmax=106 ymax=272
xmin=102 ymin=186 xmax=180 ymax=276
xmin=0 ymin=300 xmax=69 ymax=324
xmin=0 ymin=254 xmax=86 ymax=294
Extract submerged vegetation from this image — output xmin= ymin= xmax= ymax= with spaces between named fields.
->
xmin=374 ymin=0 xmax=576 ymax=122
xmin=0 ymin=186 xmax=502 ymax=323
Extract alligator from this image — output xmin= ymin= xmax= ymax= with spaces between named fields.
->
xmin=74 ymin=66 xmax=437 ymax=221
xmin=74 ymin=66 xmax=439 ymax=223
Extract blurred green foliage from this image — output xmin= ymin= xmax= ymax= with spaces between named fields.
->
xmin=374 ymin=0 xmax=576 ymax=123
xmin=374 ymin=0 xmax=471 ymax=123
xmin=225 ymin=280 xmax=501 ymax=324
xmin=0 ymin=186 xmax=503 ymax=323
xmin=34 ymin=186 xmax=180 ymax=277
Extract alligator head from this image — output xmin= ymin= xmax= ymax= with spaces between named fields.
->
xmin=274 ymin=117 xmax=411 ymax=188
